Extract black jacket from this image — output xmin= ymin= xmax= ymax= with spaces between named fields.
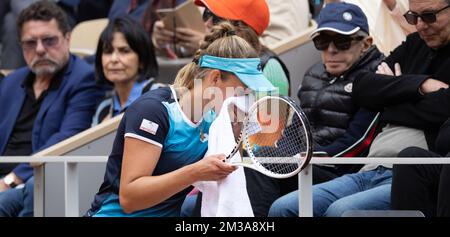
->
xmin=353 ymin=32 xmax=450 ymax=150
xmin=298 ymin=46 xmax=384 ymax=156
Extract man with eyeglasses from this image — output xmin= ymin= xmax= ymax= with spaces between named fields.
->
xmin=269 ymin=2 xmax=387 ymax=217
xmin=0 ymin=1 xmax=104 ymax=217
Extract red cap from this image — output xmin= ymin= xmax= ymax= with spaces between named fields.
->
xmin=194 ymin=0 xmax=269 ymax=35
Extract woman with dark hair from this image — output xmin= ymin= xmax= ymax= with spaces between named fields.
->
xmin=92 ymin=15 xmax=160 ymax=125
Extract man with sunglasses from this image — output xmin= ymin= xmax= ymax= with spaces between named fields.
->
xmin=269 ymin=2 xmax=387 ymax=217
xmin=298 ymin=2 xmax=384 ymax=184
xmin=0 ymin=1 xmax=104 ymax=217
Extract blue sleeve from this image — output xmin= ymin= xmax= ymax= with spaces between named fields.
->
xmin=315 ymin=108 xmax=379 ymax=157
xmin=123 ymin=99 xmax=170 ymax=148
xmin=12 ymin=164 xmax=33 ymax=182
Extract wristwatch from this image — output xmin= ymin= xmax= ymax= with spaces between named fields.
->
xmin=3 ymin=174 xmax=17 ymax=188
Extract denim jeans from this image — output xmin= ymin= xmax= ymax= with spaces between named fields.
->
xmin=268 ymin=167 xmax=392 ymax=217
xmin=0 ymin=176 xmax=34 ymax=217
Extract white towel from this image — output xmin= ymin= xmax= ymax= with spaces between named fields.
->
xmin=194 ymin=96 xmax=254 ymax=217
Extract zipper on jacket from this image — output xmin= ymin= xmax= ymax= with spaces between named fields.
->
xmin=329 ymin=75 xmax=343 ymax=84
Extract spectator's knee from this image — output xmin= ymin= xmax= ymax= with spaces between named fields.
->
xmin=268 ymin=196 xmax=298 ymax=217
xmin=324 ymin=200 xmax=353 ymax=217
xmin=398 ymin=147 xmax=428 ymax=157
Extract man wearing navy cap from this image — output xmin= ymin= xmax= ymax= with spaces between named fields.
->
xmin=295 ymin=2 xmax=384 ymax=184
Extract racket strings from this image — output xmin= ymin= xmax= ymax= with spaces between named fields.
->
xmin=245 ymin=99 xmax=310 ymax=175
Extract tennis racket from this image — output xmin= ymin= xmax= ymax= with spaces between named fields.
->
xmin=225 ymin=95 xmax=313 ymax=179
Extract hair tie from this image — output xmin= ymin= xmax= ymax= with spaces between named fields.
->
xmin=192 ymin=57 xmax=200 ymax=65
xmin=226 ymin=31 xmax=236 ymax=37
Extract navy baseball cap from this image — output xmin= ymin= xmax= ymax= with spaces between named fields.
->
xmin=311 ymin=2 xmax=369 ymax=37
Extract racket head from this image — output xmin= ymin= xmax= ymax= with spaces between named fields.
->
xmin=242 ymin=96 xmax=313 ymax=178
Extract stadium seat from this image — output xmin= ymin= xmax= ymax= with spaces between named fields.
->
xmin=70 ymin=18 xmax=109 ymax=58
xmin=268 ymin=20 xmax=320 ymax=101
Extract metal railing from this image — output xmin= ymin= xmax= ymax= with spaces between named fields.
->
xmin=0 ymin=156 xmax=108 ymax=217
xmin=2 ymin=156 xmax=450 ymax=217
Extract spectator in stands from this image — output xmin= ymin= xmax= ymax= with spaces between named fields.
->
xmin=92 ymin=16 xmax=159 ymax=125
xmin=260 ymin=0 xmax=310 ymax=46
xmin=299 ymin=2 xmax=383 ymax=183
xmin=0 ymin=0 xmax=113 ymax=70
xmin=151 ymin=0 xmax=290 ymax=97
xmin=269 ymin=0 xmax=450 ymax=217
xmin=391 ymin=118 xmax=450 ymax=217
xmin=86 ymin=21 xmax=275 ymax=217
xmin=0 ymin=1 xmax=104 ymax=217
xmin=312 ymin=0 xmax=415 ymax=55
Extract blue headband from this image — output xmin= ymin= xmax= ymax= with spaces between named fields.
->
xmin=198 ymin=55 xmax=275 ymax=92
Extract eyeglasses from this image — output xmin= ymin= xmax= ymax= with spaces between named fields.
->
xmin=21 ymin=36 xmax=60 ymax=51
xmin=313 ymin=34 xmax=365 ymax=51
xmin=202 ymin=8 xmax=224 ymax=25
xmin=403 ymin=5 xmax=450 ymax=25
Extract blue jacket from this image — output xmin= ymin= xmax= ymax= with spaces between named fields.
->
xmin=0 ymin=55 xmax=104 ymax=181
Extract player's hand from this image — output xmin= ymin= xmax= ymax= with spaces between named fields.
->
xmin=191 ymin=154 xmax=236 ymax=182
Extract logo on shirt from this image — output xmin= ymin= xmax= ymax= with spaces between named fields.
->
xmin=200 ymin=128 xmax=209 ymax=143
xmin=140 ymin=119 xmax=159 ymax=135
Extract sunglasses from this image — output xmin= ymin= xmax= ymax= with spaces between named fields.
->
xmin=21 ymin=36 xmax=60 ymax=52
xmin=202 ymin=8 xmax=224 ymax=25
xmin=313 ymin=34 xmax=365 ymax=51
xmin=403 ymin=5 xmax=450 ymax=25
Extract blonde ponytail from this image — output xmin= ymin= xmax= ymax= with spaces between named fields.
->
xmin=174 ymin=21 xmax=257 ymax=89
